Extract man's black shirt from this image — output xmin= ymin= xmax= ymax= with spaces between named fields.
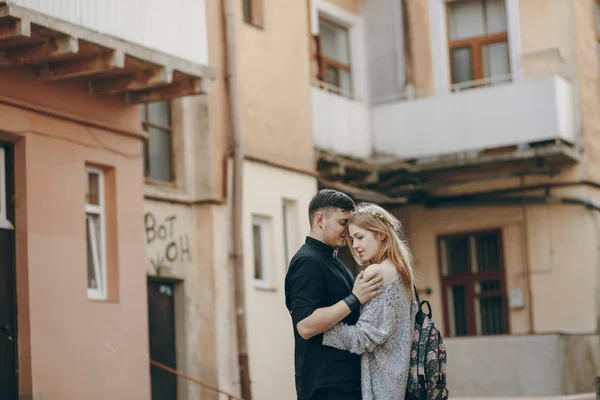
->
xmin=285 ymin=237 xmax=361 ymax=399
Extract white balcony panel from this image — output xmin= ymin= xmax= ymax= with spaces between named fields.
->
xmin=9 ymin=0 xmax=208 ymax=64
xmin=311 ymin=87 xmax=372 ymax=158
xmin=372 ymin=75 xmax=575 ymax=159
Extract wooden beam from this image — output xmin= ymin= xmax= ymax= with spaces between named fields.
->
xmin=2 ymin=3 xmax=214 ymax=80
xmin=0 ymin=36 xmax=78 ymax=66
xmin=319 ymin=178 xmax=408 ymax=205
xmin=0 ymin=17 xmax=30 ymax=40
xmin=127 ymin=78 xmax=204 ymax=104
xmin=88 ymin=67 xmax=173 ymax=95
xmin=0 ymin=4 xmax=12 ymax=19
xmin=38 ymin=49 xmax=125 ymax=81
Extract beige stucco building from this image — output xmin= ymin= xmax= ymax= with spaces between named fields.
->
xmin=141 ymin=0 xmax=319 ymax=399
xmin=4 ymin=0 xmax=597 ymax=399
xmin=145 ymin=0 xmax=600 ymax=398
xmin=175 ymin=0 xmax=600 ymax=398
xmin=204 ymin=1 xmax=319 ymax=399
xmin=312 ymin=0 xmax=600 ymax=397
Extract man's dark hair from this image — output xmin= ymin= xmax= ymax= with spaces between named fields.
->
xmin=308 ymin=189 xmax=356 ymax=226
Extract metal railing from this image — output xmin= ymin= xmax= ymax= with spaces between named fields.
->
xmin=312 ymin=47 xmax=570 ymax=107
xmin=150 ymin=360 xmax=244 ymax=400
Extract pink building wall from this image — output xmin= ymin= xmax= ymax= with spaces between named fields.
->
xmin=0 ymin=68 xmax=151 ymax=400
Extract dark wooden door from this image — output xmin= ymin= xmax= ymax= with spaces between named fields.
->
xmin=148 ymin=280 xmax=177 ymax=400
xmin=0 ymin=145 xmax=17 ymax=399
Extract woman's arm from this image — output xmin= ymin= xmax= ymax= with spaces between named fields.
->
xmin=322 ymin=288 xmax=395 ymax=355
xmin=288 ymin=258 xmax=384 ymax=340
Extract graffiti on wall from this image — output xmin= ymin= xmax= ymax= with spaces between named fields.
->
xmin=145 ymin=213 xmax=192 ymax=273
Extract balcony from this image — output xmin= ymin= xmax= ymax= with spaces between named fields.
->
xmin=0 ymin=1 xmax=214 ymax=102
xmin=372 ymin=74 xmax=576 ymax=160
xmin=311 ymin=72 xmax=577 ymax=167
xmin=6 ymin=0 xmax=208 ymax=64
xmin=311 ymin=85 xmax=372 ymax=159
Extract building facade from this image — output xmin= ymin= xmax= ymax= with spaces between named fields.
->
xmin=203 ymin=1 xmax=319 ymax=399
xmin=0 ymin=1 xmax=213 ymax=399
xmin=4 ymin=0 xmax=598 ymax=399
xmin=313 ymin=0 xmax=600 ymax=397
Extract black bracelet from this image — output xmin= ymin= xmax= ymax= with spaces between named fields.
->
xmin=343 ymin=293 xmax=361 ymax=311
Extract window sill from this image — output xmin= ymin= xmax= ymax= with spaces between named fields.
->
xmin=0 ymin=217 xmax=14 ymax=230
xmin=87 ymin=292 xmax=108 ymax=302
xmin=144 ymin=177 xmax=177 ymax=188
xmin=144 ymin=181 xmax=191 ymax=203
xmin=312 ymin=81 xmax=354 ymax=100
xmin=88 ymin=298 xmax=119 ymax=304
xmin=243 ymin=20 xmax=264 ymax=30
xmin=253 ymin=281 xmax=276 ymax=292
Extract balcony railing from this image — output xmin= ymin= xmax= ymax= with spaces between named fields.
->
xmin=371 ymin=73 xmax=575 ymax=159
xmin=7 ymin=0 xmax=209 ymax=64
xmin=311 ymin=49 xmax=576 ymax=161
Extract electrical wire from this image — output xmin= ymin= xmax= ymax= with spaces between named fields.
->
xmin=3 ymin=124 xmax=143 ymax=159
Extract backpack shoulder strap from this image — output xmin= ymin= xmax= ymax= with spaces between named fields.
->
xmin=414 ymin=285 xmax=432 ymax=319
xmin=414 ymin=284 xmax=420 ymax=304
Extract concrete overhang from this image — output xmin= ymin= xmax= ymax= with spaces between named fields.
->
xmin=0 ymin=1 xmax=216 ymax=103
xmin=316 ymin=141 xmax=582 ymax=203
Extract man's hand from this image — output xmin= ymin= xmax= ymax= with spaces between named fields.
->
xmin=352 ymin=271 xmax=384 ymax=304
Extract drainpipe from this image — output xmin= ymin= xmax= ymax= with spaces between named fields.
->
xmin=519 ymin=178 xmax=536 ymax=334
xmin=223 ymin=0 xmax=252 ymax=399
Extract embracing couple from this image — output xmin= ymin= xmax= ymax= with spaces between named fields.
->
xmin=285 ymin=189 xmax=418 ymax=400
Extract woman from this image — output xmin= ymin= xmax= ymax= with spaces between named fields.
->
xmin=323 ymin=202 xmax=417 ymax=400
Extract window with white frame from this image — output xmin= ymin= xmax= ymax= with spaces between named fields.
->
xmin=0 ymin=147 xmax=6 ymax=223
xmin=315 ymin=17 xmax=352 ymax=96
xmin=0 ymin=147 xmax=12 ymax=230
xmin=85 ymin=167 xmax=107 ymax=300
xmin=447 ymin=0 xmax=510 ymax=88
xmin=252 ymin=215 xmax=272 ymax=288
xmin=282 ymin=199 xmax=299 ymax=268
xmin=141 ymin=101 xmax=173 ymax=182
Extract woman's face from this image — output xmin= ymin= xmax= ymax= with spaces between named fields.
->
xmin=348 ymin=223 xmax=383 ymax=264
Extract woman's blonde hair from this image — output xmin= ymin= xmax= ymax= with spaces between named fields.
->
xmin=347 ymin=202 xmax=415 ymax=296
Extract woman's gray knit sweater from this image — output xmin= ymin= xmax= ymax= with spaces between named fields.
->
xmin=323 ymin=276 xmax=417 ymax=400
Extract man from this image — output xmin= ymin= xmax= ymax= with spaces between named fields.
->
xmin=285 ymin=189 xmax=384 ymax=400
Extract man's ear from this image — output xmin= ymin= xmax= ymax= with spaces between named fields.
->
xmin=315 ymin=211 xmax=324 ymax=229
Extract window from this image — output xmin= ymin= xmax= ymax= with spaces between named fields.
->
xmin=282 ymin=199 xmax=299 ymax=267
xmin=315 ymin=17 xmax=352 ymax=96
xmin=141 ymin=101 xmax=173 ymax=182
xmin=0 ymin=146 xmax=11 ymax=230
xmin=439 ymin=230 xmax=509 ymax=336
xmin=243 ymin=0 xmax=264 ymax=27
xmin=0 ymin=147 xmax=6 ymax=223
xmin=252 ymin=216 xmax=271 ymax=288
xmin=447 ymin=0 xmax=510 ymax=88
xmin=85 ymin=167 xmax=107 ymax=300
xmin=596 ymin=1 xmax=600 ymax=60
xmin=0 ymin=146 xmax=12 ymax=230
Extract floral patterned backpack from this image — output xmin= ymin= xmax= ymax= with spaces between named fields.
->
xmin=405 ymin=286 xmax=449 ymax=400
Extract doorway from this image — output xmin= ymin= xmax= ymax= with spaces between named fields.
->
xmin=148 ymin=279 xmax=178 ymax=400
xmin=0 ymin=144 xmax=17 ymax=399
